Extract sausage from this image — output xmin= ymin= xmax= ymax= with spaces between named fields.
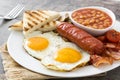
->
xmin=57 ymin=22 xmax=105 ymax=55
xmin=106 ymin=29 xmax=120 ymax=43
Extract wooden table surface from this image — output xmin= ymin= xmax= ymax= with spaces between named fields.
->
xmin=0 ymin=0 xmax=120 ymax=80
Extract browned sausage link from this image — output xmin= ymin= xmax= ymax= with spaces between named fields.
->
xmin=57 ymin=22 xmax=105 ymax=55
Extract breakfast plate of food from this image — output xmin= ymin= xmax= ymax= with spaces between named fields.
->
xmin=7 ymin=6 xmax=120 ymax=77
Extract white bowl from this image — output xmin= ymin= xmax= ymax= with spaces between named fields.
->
xmin=69 ymin=6 xmax=116 ymax=36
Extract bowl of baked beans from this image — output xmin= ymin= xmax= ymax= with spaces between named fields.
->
xmin=69 ymin=6 xmax=116 ymax=36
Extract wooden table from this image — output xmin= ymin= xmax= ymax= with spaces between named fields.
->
xmin=0 ymin=0 xmax=120 ymax=80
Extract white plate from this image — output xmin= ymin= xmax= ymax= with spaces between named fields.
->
xmin=7 ymin=20 xmax=120 ymax=78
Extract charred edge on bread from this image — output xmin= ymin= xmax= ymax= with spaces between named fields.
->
xmin=9 ymin=25 xmax=20 ymax=28
xmin=9 ymin=21 xmax=23 ymax=29
xmin=9 ymin=25 xmax=17 ymax=28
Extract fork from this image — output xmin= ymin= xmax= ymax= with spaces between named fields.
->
xmin=0 ymin=4 xmax=24 ymax=20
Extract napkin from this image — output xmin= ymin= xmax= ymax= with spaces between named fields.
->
xmin=0 ymin=44 xmax=106 ymax=80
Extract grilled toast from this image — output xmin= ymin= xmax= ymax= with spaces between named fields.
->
xmin=9 ymin=21 xmax=23 ymax=31
xmin=23 ymin=10 xmax=60 ymax=35
xmin=9 ymin=11 xmax=69 ymax=32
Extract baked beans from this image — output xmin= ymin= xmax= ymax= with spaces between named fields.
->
xmin=72 ymin=8 xmax=112 ymax=29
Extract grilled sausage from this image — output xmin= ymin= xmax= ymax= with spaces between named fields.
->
xmin=57 ymin=22 xmax=105 ymax=55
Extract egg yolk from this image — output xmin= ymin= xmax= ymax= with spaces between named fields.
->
xmin=55 ymin=48 xmax=82 ymax=63
xmin=27 ymin=37 xmax=49 ymax=50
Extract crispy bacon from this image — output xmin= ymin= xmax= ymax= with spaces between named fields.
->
xmin=116 ymin=42 xmax=120 ymax=50
xmin=90 ymin=29 xmax=120 ymax=67
xmin=106 ymin=49 xmax=120 ymax=60
xmin=104 ymin=42 xmax=120 ymax=60
xmin=105 ymin=43 xmax=116 ymax=49
xmin=90 ymin=55 xmax=114 ymax=67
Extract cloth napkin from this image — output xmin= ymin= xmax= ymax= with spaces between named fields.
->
xmin=0 ymin=44 xmax=106 ymax=80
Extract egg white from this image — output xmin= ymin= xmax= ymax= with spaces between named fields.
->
xmin=23 ymin=31 xmax=65 ymax=60
xmin=41 ymin=42 xmax=90 ymax=71
xmin=24 ymin=31 xmax=90 ymax=71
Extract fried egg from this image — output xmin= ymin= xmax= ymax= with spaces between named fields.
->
xmin=23 ymin=31 xmax=65 ymax=60
xmin=41 ymin=42 xmax=90 ymax=71
xmin=24 ymin=31 xmax=90 ymax=71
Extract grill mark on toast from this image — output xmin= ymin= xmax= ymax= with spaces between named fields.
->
xmin=27 ymin=22 xmax=33 ymax=28
xmin=30 ymin=12 xmax=41 ymax=21
xmin=44 ymin=17 xmax=48 ymax=21
xmin=23 ymin=10 xmax=58 ymax=33
xmin=32 ymin=11 xmax=43 ymax=20
xmin=49 ymin=21 xmax=56 ymax=25
xmin=24 ymin=27 xmax=29 ymax=31
xmin=44 ymin=21 xmax=56 ymax=28
xmin=53 ymin=21 xmax=56 ymax=24
xmin=28 ymin=17 xmax=38 ymax=25
xmin=25 ymin=12 xmax=38 ymax=25
xmin=48 ymin=21 xmax=56 ymax=27
xmin=41 ymin=25 xmax=44 ymax=28
xmin=32 ymin=11 xmax=48 ymax=22
xmin=46 ymin=22 xmax=49 ymax=25
xmin=37 ymin=10 xmax=49 ymax=19
xmin=32 ymin=20 xmax=38 ymax=25
xmin=26 ymin=17 xmax=36 ymax=28
xmin=37 ymin=10 xmax=48 ymax=15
